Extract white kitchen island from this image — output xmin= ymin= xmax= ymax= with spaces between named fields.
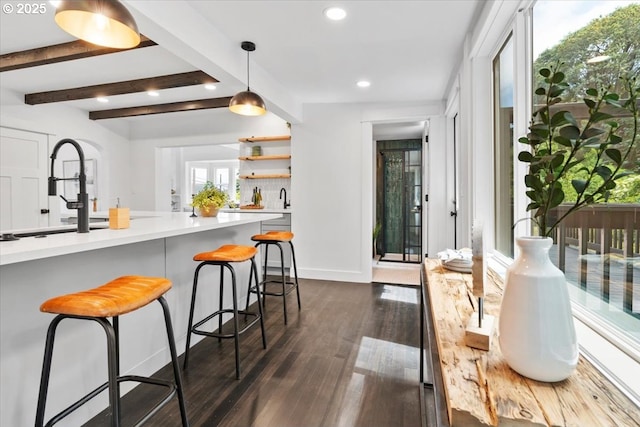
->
xmin=0 ymin=211 xmax=280 ymax=427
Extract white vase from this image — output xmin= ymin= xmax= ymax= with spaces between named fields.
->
xmin=498 ymin=236 xmax=578 ymax=382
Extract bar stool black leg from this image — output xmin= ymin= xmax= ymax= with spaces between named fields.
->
xmin=113 ymin=314 xmax=121 ymax=416
xmin=262 ymin=243 xmax=269 ymax=309
xmin=36 ymin=316 xmax=121 ymax=427
xmin=225 ymin=263 xmax=242 ymax=379
xmin=289 ymin=241 xmax=301 ymax=310
xmin=274 ymin=242 xmax=289 ymax=324
xmin=184 ymin=262 xmax=205 ymax=370
xmin=218 ymin=265 xmax=224 ymax=343
xmin=251 ymin=257 xmax=267 ymax=349
xmin=157 ymin=296 xmax=190 ymax=427
xmin=108 ymin=317 xmax=120 ymax=427
xmin=35 ymin=315 xmax=63 ymax=426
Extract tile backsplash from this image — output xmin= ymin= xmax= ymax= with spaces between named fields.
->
xmin=240 ymin=179 xmax=291 ymax=209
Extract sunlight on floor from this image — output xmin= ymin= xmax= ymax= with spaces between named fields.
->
xmin=372 ymin=260 xmax=420 ymax=286
xmin=354 ymin=336 xmax=419 ymax=381
xmin=380 ymin=284 xmax=419 ymax=304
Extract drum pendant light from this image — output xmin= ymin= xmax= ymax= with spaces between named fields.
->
xmin=54 ymin=0 xmax=141 ymax=49
xmin=229 ymin=41 xmax=267 ymax=116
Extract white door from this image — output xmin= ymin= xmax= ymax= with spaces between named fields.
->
xmin=0 ymin=127 xmax=49 ymax=231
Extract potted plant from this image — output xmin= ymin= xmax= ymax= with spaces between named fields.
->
xmin=499 ymin=63 xmax=638 ymax=383
xmin=191 ymin=181 xmax=229 ymax=217
xmin=372 ymin=222 xmax=382 ymax=258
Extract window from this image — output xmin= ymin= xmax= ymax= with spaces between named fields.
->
xmin=479 ymin=0 xmax=639 ymax=402
xmin=530 ymin=0 xmax=639 ymax=372
xmin=190 ymin=166 xmax=208 ymax=195
xmin=186 ymin=161 xmax=239 ymax=203
xmin=493 ymin=35 xmax=515 ymax=258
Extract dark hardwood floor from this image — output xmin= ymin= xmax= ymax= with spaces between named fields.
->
xmin=85 ymin=279 xmax=422 ymax=427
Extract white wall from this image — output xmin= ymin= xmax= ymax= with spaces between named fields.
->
xmin=292 ymin=104 xmax=366 ymax=282
xmin=291 ymin=102 xmax=448 ymax=283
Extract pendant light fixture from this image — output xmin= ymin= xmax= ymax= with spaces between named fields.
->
xmin=229 ymin=41 xmax=267 ymax=116
xmin=54 ymin=0 xmax=141 ymax=49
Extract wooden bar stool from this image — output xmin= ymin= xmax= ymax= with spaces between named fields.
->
xmin=249 ymin=231 xmax=301 ymax=325
xmin=183 ymin=245 xmax=267 ymax=379
xmin=35 ymin=275 xmax=189 ymax=427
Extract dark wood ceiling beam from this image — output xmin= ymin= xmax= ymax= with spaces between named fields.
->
xmin=25 ymin=71 xmax=219 ymax=105
xmin=0 ymin=36 xmax=156 ymax=72
xmin=89 ymin=97 xmax=233 ymax=120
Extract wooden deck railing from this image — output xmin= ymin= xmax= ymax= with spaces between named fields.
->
xmin=551 ymin=204 xmax=639 ymax=314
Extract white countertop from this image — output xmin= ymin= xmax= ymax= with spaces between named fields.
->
xmin=0 ymin=211 xmax=281 ymax=266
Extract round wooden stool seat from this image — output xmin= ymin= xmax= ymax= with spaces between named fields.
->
xmin=251 ymin=231 xmax=294 ymax=242
xmin=193 ymin=245 xmax=257 ymax=263
xmin=40 ymin=276 xmax=172 ymax=318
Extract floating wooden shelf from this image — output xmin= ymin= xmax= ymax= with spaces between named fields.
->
xmin=238 ymin=155 xmax=291 ymax=161
xmin=238 ymin=135 xmax=291 ymax=143
xmin=240 ymin=174 xmax=291 ymax=179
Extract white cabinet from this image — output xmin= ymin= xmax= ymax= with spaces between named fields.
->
xmin=260 ymin=213 xmax=292 ymax=273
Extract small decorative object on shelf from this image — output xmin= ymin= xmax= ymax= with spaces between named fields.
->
xmin=465 ymin=220 xmax=494 ymax=351
xmin=436 ymin=248 xmax=472 ymax=273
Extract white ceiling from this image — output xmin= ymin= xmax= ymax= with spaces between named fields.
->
xmin=0 ymin=0 xmax=481 ymax=139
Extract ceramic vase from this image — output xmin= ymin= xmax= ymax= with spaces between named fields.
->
xmin=498 ymin=236 xmax=578 ymax=382
xmin=199 ymin=205 xmax=219 ymax=217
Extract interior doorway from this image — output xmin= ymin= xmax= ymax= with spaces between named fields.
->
xmin=376 ymin=139 xmax=422 ymax=263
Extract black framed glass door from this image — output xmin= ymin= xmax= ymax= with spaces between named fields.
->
xmin=377 ymin=140 xmax=422 ymax=263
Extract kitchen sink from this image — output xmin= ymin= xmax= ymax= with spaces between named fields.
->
xmin=0 ymin=225 xmax=108 ymax=241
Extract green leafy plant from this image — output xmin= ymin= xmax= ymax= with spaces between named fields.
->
xmin=373 ymin=222 xmax=382 ymax=240
xmin=191 ymin=181 xmax=229 ymax=209
xmin=518 ymin=63 xmax=638 ymax=236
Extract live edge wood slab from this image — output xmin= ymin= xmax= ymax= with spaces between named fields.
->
xmin=422 ymin=258 xmax=640 ymax=427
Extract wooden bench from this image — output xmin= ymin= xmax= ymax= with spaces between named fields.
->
xmin=419 ymin=258 xmax=640 ymax=426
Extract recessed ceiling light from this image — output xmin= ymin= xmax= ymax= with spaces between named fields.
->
xmin=147 ymin=90 xmax=160 ymax=97
xmin=324 ymin=7 xmax=347 ymax=21
xmin=96 ymin=97 xmax=109 ymax=103
xmin=357 ymin=80 xmax=371 ymax=88
xmin=204 ymin=83 xmax=217 ymax=90
xmin=49 ymin=1 xmax=61 ymax=7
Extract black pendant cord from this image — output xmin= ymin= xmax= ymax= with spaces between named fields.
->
xmin=246 ymin=50 xmax=250 ymax=91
